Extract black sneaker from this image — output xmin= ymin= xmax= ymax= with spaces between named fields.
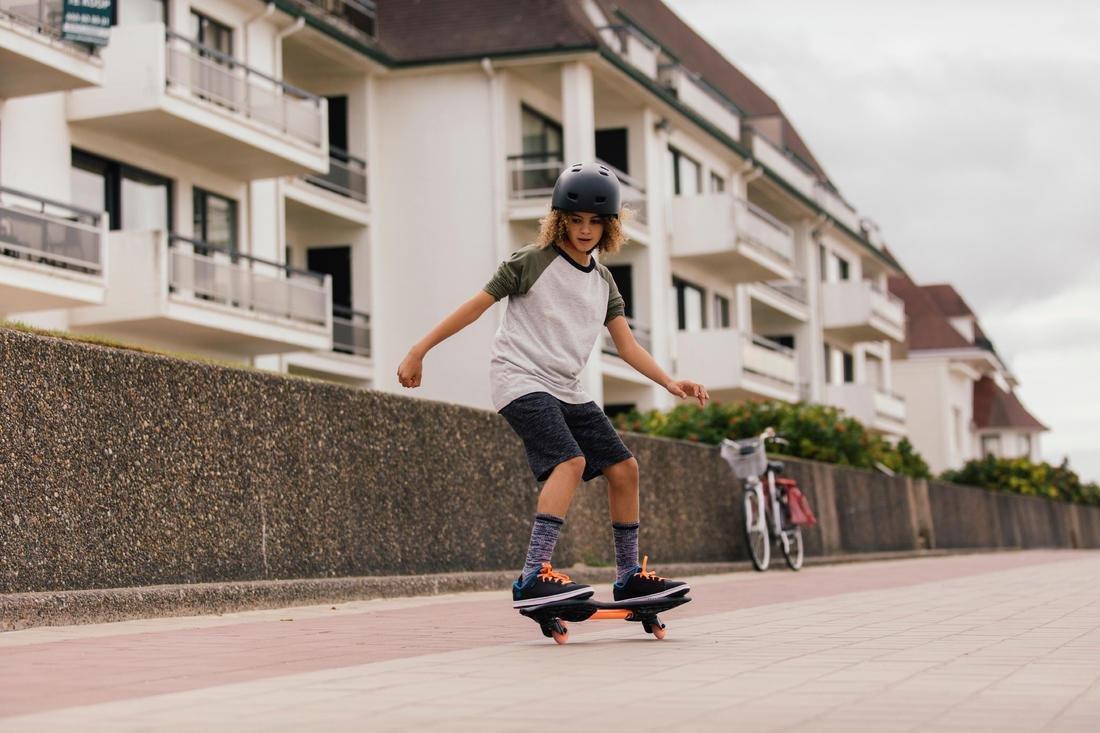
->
xmin=512 ymin=563 xmax=594 ymax=609
xmin=613 ymin=556 xmax=690 ymax=604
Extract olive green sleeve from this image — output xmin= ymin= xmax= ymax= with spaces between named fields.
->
xmin=598 ymin=263 xmax=626 ymax=325
xmin=483 ymin=245 xmax=556 ymax=301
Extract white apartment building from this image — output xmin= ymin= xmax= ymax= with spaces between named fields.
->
xmin=1 ymin=0 xmax=910 ymax=437
xmin=888 ymin=276 xmax=1047 ymax=474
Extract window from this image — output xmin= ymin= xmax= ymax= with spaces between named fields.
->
xmin=327 ymin=96 xmax=348 ymax=151
xmin=714 ymin=294 xmax=730 ymax=329
xmin=823 ymin=343 xmax=833 ymax=383
xmin=604 ymin=403 xmax=636 ymax=419
xmin=842 ymin=350 xmax=855 ymax=383
xmin=773 ymin=335 xmax=795 ymax=350
xmin=191 ymin=11 xmax=233 ymax=55
xmin=709 ymin=172 xmax=725 ymax=193
xmin=607 ymin=264 xmax=633 ymax=319
xmin=819 ymin=244 xmax=828 ymax=282
xmin=308 ymin=246 xmax=352 ymax=309
xmin=667 ymin=146 xmax=701 ymax=196
xmin=837 ymin=255 xmax=851 ymax=281
xmin=981 ymin=434 xmax=1001 ymax=458
xmin=520 ymin=104 xmax=562 ymax=192
xmin=673 ymin=276 xmax=705 ymax=331
xmin=595 ymin=128 xmax=629 ymax=174
xmin=1021 ymin=434 xmax=1032 ymax=457
xmin=72 ymin=149 xmax=172 ymax=232
xmin=193 ymin=188 xmax=238 ymax=252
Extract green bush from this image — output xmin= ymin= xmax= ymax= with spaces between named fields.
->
xmin=941 ymin=456 xmax=1100 ymax=507
xmin=613 ymin=400 xmax=931 ymax=479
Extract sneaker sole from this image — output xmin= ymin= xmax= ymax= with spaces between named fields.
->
xmin=512 ymin=587 xmax=595 ymax=609
xmin=610 ymin=584 xmax=691 ymax=605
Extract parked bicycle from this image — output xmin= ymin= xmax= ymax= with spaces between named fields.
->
xmin=720 ymin=427 xmax=810 ymax=571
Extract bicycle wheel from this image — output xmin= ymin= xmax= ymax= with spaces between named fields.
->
xmin=781 ymin=526 xmax=804 ymax=571
xmin=743 ymin=488 xmax=770 ymax=571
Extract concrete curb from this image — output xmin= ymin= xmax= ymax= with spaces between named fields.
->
xmin=0 ymin=548 xmax=1018 ymax=632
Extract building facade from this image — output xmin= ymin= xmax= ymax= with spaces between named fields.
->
xmin=2 ymin=0 xmax=915 ymax=437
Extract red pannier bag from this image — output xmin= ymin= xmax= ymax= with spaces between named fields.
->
xmin=776 ymin=478 xmax=817 ymax=527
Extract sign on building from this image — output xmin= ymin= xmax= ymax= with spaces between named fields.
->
xmin=62 ymin=0 xmax=112 ymax=46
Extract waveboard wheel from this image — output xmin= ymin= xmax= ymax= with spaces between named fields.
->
xmin=552 ymin=629 xmax=568 ymax=645
xmin=652 ymin=626 xmax=667 ymax=640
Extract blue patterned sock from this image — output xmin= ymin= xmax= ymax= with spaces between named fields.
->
xmin=521 ymin=513 xmax=565 ymax=584
xmin=613 ymin=521 xmax=640 ymax=584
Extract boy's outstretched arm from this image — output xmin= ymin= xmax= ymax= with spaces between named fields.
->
xmin=397 ymin=290 xmax=496 ymax=388
xmin=606 ymin=316 xmax=710 ymax=407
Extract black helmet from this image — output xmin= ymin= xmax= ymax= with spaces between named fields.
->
xmin=551 ymin=162 xmax=621 ymax=218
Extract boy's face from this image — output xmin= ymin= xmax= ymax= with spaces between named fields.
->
xmin=565 ymin=212 xmax=604 ymax=252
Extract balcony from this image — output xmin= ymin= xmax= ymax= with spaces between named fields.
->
xmin=0 ymin=0 xmax=103 ymax=97
xmin=281 ymin=0 xmax=377 ymax=44
xmin=69 ymin=231 xmax=332 ymax=355
xmin=826 ymin=383 xmax=907 ymax=436
xmin=68 ymin=24 xmax=327 ymax=180
xmin=669 ymin=196 xmax=795 ymax=283
xmin=303 ymin=147 xmax=368 ymax=204
xmin=675 ymin=329 xmax=798 ymax=402
xmin=822 ymin=279 xmax=906 ymax=343
xmin=0 ymin=186 xmax=106 ymax=312
xmin=749 ymin=132 xmax=818 ymax=202
xmin=282 ymin=304 xmax=371 ymax=383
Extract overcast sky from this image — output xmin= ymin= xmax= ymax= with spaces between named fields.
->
xmin=664 ymin=0 xmax=1100 ymax=480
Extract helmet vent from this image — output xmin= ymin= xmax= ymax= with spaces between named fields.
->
xmin=595 ymin=196 xmax=607 ymax=203
xmin=598 ymin=170 xmax=609 ymax=176
xmin=567 ymin=192 xmax=579 ymax=201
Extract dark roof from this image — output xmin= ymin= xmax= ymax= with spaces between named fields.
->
xmin=888 ymin=273 xmax=972 ymax=351
xmin=923 ymin=284 xmax=976 ymax=318
xmin=598 ymin=0 xmax=829 ymax=180
xmin=376 ymin=0 xmax=599 ymax=63
xmin=973 ymin=376 xmax=1048 ymax=432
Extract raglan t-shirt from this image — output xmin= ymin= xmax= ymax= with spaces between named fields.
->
xmin=483 ymin=243 xmax=625 ymax=412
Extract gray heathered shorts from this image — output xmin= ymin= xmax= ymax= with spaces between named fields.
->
xmin=499 ymin=391 xmax=634 ymax=483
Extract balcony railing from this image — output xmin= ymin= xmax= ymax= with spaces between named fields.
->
xmin=282 ymin=0 xmax=377 ymax=42
xmin=507 ymin=152 xmax=562 ymax=199
xmin=737 ymin=199 xmax=794 ymax=263
xmin=868 ymin=279 xmax=907 ymax=322
xmin=168 ymin=235 xmax=329 ymax=326
xmin=164 ymin=30 xmax=324 ymax=147
xmin=0 ymin=185 xmax=102 ymax=275
xmin=743 ymin=333 xmax=797 ymax=385
xmin=596 ymin=158 xmax=647 ymax=225
xmin=762 ymin=278 xmax=807 ymax=305
xmin=305 ymin=146 xmax=367 ymax=203
xmin=602 ymin=318 xmax=652 ymax=358
xmin=1 ymin=0 xmax=94 ymax=50
xmin=333 ymin=305 xmax=370 ymax=357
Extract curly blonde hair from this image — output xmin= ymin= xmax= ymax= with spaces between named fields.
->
xmin=535 ymin=206 xmax=631 ymax=256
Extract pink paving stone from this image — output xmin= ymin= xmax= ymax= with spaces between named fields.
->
xmin=0 ymin=551 xmax=1078 ymax=718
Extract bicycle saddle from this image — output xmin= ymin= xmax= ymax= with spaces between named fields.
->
xmin=767 ymin=460 xmax=784 ymax=474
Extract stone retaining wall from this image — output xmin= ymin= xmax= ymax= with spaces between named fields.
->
xmin=2 ymin=326 xmax=1098 ymax=595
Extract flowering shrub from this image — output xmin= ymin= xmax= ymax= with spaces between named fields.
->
xmin=941 ymin=456 xmax=1100 ymax=507
xmin=613 ymin=400 xmax=931 ymax=479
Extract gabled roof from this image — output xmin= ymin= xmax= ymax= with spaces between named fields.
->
xmin=973 ymin=376 xmax=1049 ymax=432
xmin=922 ymin=284 xmax=976 ymax=318
xmin=597 ymin=0 xmax=830 ymax=182
xmin=888 ymin=273 xmax=972 ymax=351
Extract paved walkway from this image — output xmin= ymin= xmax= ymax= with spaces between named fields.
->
xmin=2 ymin=551 xmax=1099 ymax=732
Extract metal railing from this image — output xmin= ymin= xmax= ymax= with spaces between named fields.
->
xmin=305 ymin=146 xmax=368 ymax=203
xmin=167 ymin=234 xmax=329 ymax=327
xmin=164 ymin=30 xmax=324 ymax=147
xmin=332 ymin=305 xmax=370 ymax=356
xmin=0 ymin=0 xmax=93 ymax=50
xmin=737 ymin=198 xmax=794 ymax=263
xmin=0 ymin=185 xmax=103 ymax=275
xmin=507 ymin=152 xmax=563 ymax=199
xmin=281 ymin=0 xmax=377 ymax=42
xmin=595 ymin=158 xmax=647 ymax=225
xmin=602 ymin=317 xmax=652 ymax=358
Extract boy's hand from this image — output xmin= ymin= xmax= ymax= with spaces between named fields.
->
xmin=397 ymin=350 xmax=424 ymax=388
xmin=667 ymin=379 xmax=709 ymax=407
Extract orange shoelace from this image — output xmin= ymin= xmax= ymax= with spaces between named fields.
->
xmin=636 ymin=555 xmax=666 ymax=581
xmin=537 ymin=562 xmax=573 ymax=585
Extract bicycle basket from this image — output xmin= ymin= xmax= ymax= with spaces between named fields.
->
xmin=719 ymin=438 xmax=767 ymax=480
